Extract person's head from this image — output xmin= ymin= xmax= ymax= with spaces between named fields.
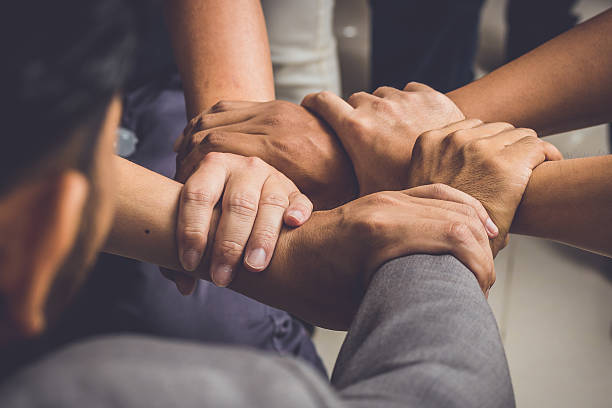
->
xmin=0 ymin=0 xmax=137 ymax=346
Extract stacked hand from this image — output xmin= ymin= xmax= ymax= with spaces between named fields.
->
xmin=407 ymin=120 xmax=563 ymax=253
xmin=174 ymin=100 xmax=357 ymax=210
xmin=194 ymin=184 xmax=497 ymax=329
xmin=165 ymin=152 xmax=313 ymax=293
xmin=302 ymin=82 xmax=465 ymax=196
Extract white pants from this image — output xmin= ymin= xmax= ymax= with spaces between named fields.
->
xmin=262 ymin=0 xmax=341 ymax=103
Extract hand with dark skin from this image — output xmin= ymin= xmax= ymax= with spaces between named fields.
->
xmin=174 ymin=100 xmax=357 ymax=210
xmin=407 ymin=120 xmax=563 ymax=254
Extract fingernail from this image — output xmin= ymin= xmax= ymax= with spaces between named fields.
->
xmin=245 ymin=248 xmax=267 ymax=271
xmin=485 ymin=288 xmax=490 ymax=299
xmin=211 ymin=264 xmax=233 ymax=288
xmin=286 ymin=210 xmax=305 ymax=224
xmin=485 ymin=218 xmax=499 ymax=237
xmin=181 ymin=249 xmax=200 ymax=272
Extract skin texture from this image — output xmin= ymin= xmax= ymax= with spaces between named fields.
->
xmin=447 ymin=8 xmax=612 ymax=136
xmin=174 ymin=152 xmax=312 ymax=289
xmin=301 ymin=82 xmax=465 ymax=196
xmin=170 ymin=9 xmax=612 ymax=258
xmin=406 ymin=120 xmax=563 ymax=254
xmin=105 ymin=158 xmax=495 ymax=329
xmin=174 ymin=100 xmax=358 ymax=210
xmin=161 ymin=0 xmax=299 ymax=289
xmin=164 ymin=0 xmax=274 ymax=118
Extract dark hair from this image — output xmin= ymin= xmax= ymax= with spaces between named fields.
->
xmin=0 ymin=0 xmax=138 ymax=194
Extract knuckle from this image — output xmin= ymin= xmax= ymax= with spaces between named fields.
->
xmin=347 ymin=91 xmax=366 ymax=104
xmin=446 ymin=222 xmax=472 ymax=244
xmin=313 ymin=91 xmax=333 ymax=105
xmin=178 ymin=225 xmax=206 ymax=248
xmin=203 ymin=131 xmax=226 ymax=147
xmin=497 ymin=122 xmax=515 ymax=130
xmin=225 ymin=192 xmax=259 ymax=217
xmin=260 ymin=192 xmax=290 ymax=209
xmin=465 ymin=138 xmax=488 ymax=153
xmin=461 ymin=204 xmax=479 ymax=220
xmin=251 ymin=226 xmax=279 ymax=247
xmin=355 ymin=210 xmax=388 ymax=237
xmin=203 ymin=151 xmax=225 ymax=163
xmin=182 ymin=188 xmax=215 ymax=208
xmin=429 ymin=183 xmax=451 ymax=197
xmin=245 ymin=156 xmax=265 ymax=168
xmin=366 ymin=192 xmax=397 ymax=207
xmin=215 ymin=239 xmax=244 ymax=261
xmin=210 ymin=100 xmax=230 ymax=113
xmin=447 ymin=129 xmax=469 ymax=145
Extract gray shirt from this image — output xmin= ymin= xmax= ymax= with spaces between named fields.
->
xmin=0 ymin=255 xmax=515 ymax=407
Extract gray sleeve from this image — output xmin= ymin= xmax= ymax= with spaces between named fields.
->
xmin=331 ymin=255 xmax=515 ymax=408
xmin=0 ymin=255 xmax=514 ymax=408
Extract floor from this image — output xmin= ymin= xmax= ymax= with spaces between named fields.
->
xmin=313 ymin=1 xmax=612 ymax=406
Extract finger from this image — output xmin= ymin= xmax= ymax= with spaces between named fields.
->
xmin=386 ymin=215 xmax=494 ymax=294
xmin=424 ymin=118 xmax=484 ymax=139
xmin=483 ymin=127 xmax=536 ymax=148
xmin=454 ymin=122 xmax=515 ymax=143
xmin=284 ymin=190 xmax=314 ymax=227
xmin=176 ymin=154 xmax=229 ymax=272
xmin=372 ymin=86 xmax=401 ymax=98
xmin=301 ymin=91 xmax=354 ymax=132
xmin=505 ymin=136 xmax=563 ymax=170
xmin=208 ymin=100 xmax=261 ymax=114
xmin=404 ymin=184 xmax=499 ymax=237
xmin=210 ymin=159 xmax=269 ymax=287
xmin=243 ymin=176 xmax=292 ymax=272
xmin=403 ymin=81 xmax=436 ymax=92
xmin=540 ymin=139 xmax=563 ymax=161
xmin=160 ymin=268 xmax=197 ymax=296
xmin=192 ymin=110 xmax=256 ymax=133
xmin=412 ymin=200 xmax=495 ymax=280
xmin=346 ymin=91 xmax=378 ymax=108
xmin=176 ymin=132 xmax=263 ymax=182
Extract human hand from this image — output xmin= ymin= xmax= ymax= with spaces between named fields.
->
xmin=301 ymin=82 xmax=465 ymax=196
xmin=268 ymin=184 xmax=496 ymax=329
xmin=163 ymin=152 xmax=313 ymax=293
xmin=174 ymin=100 xmax=358 ymax=210
xmin=407 ymin=119 xmax=563 ymax=254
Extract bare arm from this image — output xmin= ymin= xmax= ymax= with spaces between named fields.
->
xmin=104 ymin=156 xmax=497 ymax=328
xmin=164 ymin=0 xmax=274 ymax=118
xmin=448 ymin=8 xmax=612 ymax=136
xmin=512 ymin=155 xmax=612 ymax=256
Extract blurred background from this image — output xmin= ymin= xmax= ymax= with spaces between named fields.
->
xmin=313 ymin=1 xmax=612 ymax=407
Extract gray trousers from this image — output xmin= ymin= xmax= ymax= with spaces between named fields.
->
xmin=0 ymin=255 xmax=515 ymax=407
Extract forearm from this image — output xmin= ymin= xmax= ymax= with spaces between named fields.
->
xmin=104 ymin=156 xmax=356 ymax=330
xmin=164 ymin=0 xmax=274 ymax=118
xmin=332 ymin=255 xmax=514 ymax=407
xmin=448 ymin=8 xmax=612 ymax=136
xmin=512 ymin=155 xmax=612 ymax=257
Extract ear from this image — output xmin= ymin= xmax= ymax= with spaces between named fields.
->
xmin=0 ymin=170 xmax=88 ymax=339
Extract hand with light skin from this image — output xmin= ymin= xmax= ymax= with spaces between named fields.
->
xmin=107 ymin=160 xmax=499 ymax=329
xmin=164 ymin=152 xmax=313 ymax=294
xmin=407 ymin=119 xmax=563 ymax=254
xmin=301 ymin=82 xmax=465 ymax=196
xmin=174 ymin=100 xmax=357 ymax=210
